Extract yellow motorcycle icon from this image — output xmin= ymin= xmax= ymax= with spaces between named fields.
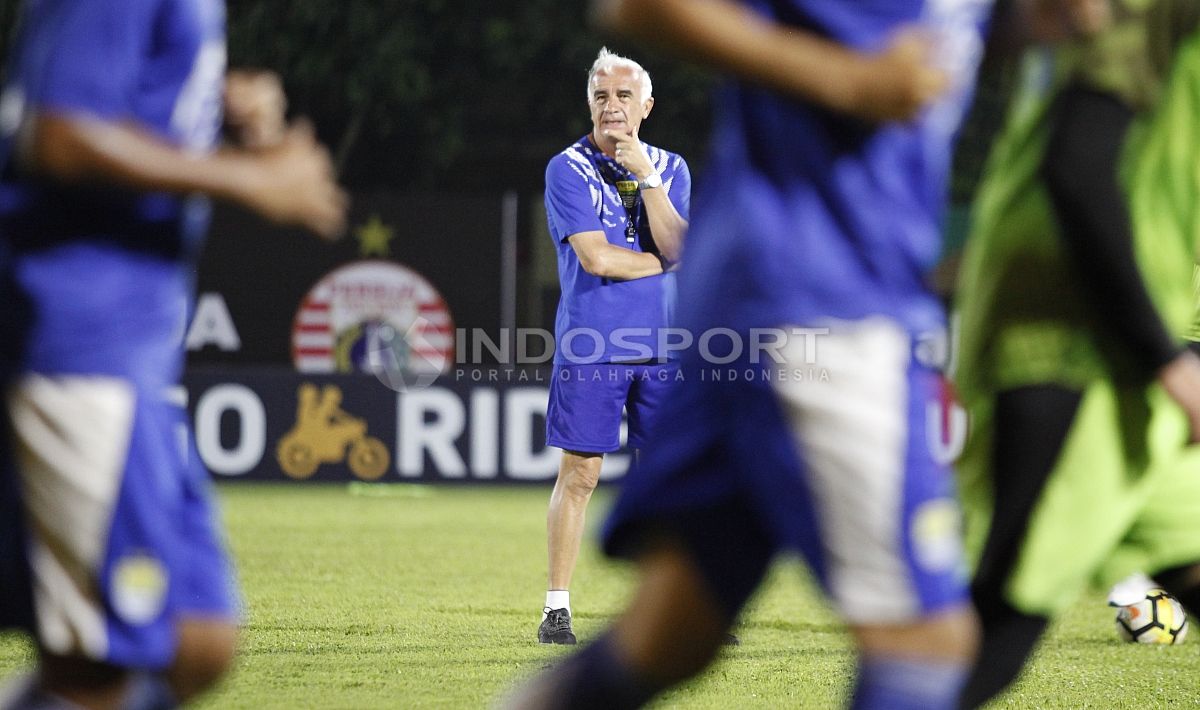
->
xmin=276 ymin=384 xmax=390 ymax=480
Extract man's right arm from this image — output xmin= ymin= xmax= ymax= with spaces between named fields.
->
xmin=7 ymin=0 xmax=346 ymax=239
xmin=593 ymin=0 xmax=948 ymax=122
xmin=568 ymin=231 xmax=664 ymax=280
xmin=546 ymin=154 xmax=664 ymax=280
xmin=22 ymin=113 xmax=347 ymax=239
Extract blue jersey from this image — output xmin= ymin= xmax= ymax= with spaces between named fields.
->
xmin=545 ymin=135 xmax=690 ymax=364
xmin=677 ymin=0 xmax=990 ymax=338
xmin=600 ymin=3 xmax=993 ymax=624
xmin=0 ymin=0 xmax=226 ymax=381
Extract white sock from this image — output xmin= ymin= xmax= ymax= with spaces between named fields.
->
xmin=544 ymin=590 xmax=570 ymax=618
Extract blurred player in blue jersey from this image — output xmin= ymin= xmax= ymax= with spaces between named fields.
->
xmin=0 ymin=1 xmax=347 ymax=708
xmin=506 ymin=1 xmax=991 ymax=708
xmin=538 ymin=48 xmax=690 ymax=644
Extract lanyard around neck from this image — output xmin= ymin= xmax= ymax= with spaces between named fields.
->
xmin=594 ymin=154 xmax=640 ymax=245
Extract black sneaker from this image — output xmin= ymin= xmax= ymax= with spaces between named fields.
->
xmin=538 ymin=607 xmax=577 ymax=645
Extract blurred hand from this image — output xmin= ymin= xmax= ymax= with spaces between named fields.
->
xmin=244 ymin=121 xmax=348 ymax=240
xmin=1024 ymin=0 xmax=1113 ymax=42
xmin=604 ymin=129 xmax=655 ymax=180
xmin=1158 ymin=350 xmax=1200 ymax=444
xmin=840 ymin=29 xmax=949 ymax=123
xmin=225 ymin=69 xmax=287 ymax=149
xmin=1065 ymin=0 xmax=1113 ymax=35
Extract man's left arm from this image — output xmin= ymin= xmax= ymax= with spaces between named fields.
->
xmin=607 ymin=129 xmax=688 ymax=262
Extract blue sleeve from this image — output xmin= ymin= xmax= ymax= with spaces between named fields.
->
xmin=668 ymin=155 xmax=691 ymax=223
xmin=25 ymin=0 xmax=160 ymax=120
xmin=544 ymin=154 xmax=602 ymax=244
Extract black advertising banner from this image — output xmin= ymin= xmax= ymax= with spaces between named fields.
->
xmin=187 ymin=192 xmax=504 ymax=366
xmin=183 ymin=369 xmax=634 ymax=484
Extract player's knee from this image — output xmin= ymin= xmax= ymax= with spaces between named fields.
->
xmin=617 ymin=618 xmax=724 ymax=687
xmin=559 ymin=458 xmax=602 ymax=497
xmin=938 ymin=607 xmax=981 ymax=661
xmin=169 ymin=620 xmax=238 ymax=701
xmin=853 ymin=603 xmax=979 ymax=663
xmin=614 ymin=545 xmax=732 ymax=684
xmin=563 ymin=470 xmax=600 ymax=498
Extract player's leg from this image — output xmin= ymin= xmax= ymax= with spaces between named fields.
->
xmin=5 ymin=376 xmax=238 ymax=709
xmin=548 ymin=450 xmax=605 ymax=592
xmin=6 ymin=375 xmax=146 ymax=709
xmin=1154 ymin=563 xmax=1200 ymax=614
xmin=165 ymin=429 xmax=240 ymax=702
xmin=1119 ymin=443 xmax=1200 ymax=620
xmin=848 ymin=607 xmax=978 ymax=710
xmin=623 ymin=361 xmax=741 ymax=645
xmin=504 ymin=499 xmax=773 ymax=710
xmin=542 ymin=364 xmax=629 ymax=643
xmin=506 ymin=350 xmax=785 ymax=708
xmin=544 ymin=449 xmax=604 ymax=642
xmin=608 ymin=364 xmax=750 ymax=666
xmin=962 ymin=378 xmax=1170 ymax=707
xmin=168 ymin=619 xmax=237 ymax=701
xmin=608 ymin=543 xmax=743 ymax=684
xmin=771 ymin=318 xmax=978 ymax=710
xmin=958 ymin=386 xmax=1080 ymax=708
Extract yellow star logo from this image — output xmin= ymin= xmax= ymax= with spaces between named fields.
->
xmin=355 ymin=215 xmax=394 ymax=257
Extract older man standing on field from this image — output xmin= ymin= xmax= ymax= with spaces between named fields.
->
xmin=538 ymin=47 xmax=690 ymax=645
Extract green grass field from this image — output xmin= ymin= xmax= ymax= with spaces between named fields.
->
xmin=2 ymin=484 xmax=1198 ymax=708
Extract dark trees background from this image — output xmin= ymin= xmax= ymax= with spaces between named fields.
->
xmin=241 ymin=0 xmax=710 ymax=191
xmin=0 ymin=1 xmax=713 ymax=191
xmin=228 ymin=1 xmax=715 ymax=192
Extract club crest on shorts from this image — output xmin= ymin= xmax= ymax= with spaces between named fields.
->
xmin=110 ymin=553 xmax=169 ymax=626
xmin=910 ymin=498 xmax=964 ymax=575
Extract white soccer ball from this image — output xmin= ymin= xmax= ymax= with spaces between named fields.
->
xmin=1114 ymin=588 xmax=1188 ymax=645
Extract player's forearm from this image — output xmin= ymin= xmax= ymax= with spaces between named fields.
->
xmin=26 ymin=114 xmax=263 ymax=205
xmin=640 ymin=189 xmax=687 ymax=263
xmin=582 ymin=244 xmax=664 ymax=280
xmin=1016 ymin=0 xmax=1114 ymax=43
xmin=596 ymin=0 xmax=866 ymax=113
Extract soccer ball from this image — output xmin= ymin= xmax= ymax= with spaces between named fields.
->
xmin=1114 ymin=589 xmax=1188 ymax=645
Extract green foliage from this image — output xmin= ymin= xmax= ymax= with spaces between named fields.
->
xmin=3 ymin=484 xmax=1199 ymax=708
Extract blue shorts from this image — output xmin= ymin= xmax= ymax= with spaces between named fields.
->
xmin=546 ymin=362 xmax=678 ymax=454
xmin=602 ymin=319 xmax=968 ymax=624
xmin=5 ymin=374 xmax=239 ymax=668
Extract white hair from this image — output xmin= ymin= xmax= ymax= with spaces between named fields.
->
xmin=586 ymin=47 xmax=652 ymax=101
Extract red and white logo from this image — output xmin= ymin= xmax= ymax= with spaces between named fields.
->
xmin=292 ymin=261 xmax=454 ymax=385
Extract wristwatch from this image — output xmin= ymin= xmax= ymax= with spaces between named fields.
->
xmin=638 ymin=172 xmax=662 ymax=190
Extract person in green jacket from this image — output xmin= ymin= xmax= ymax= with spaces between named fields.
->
xmin=954 ymin=1 xmax=1200 ymax=705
